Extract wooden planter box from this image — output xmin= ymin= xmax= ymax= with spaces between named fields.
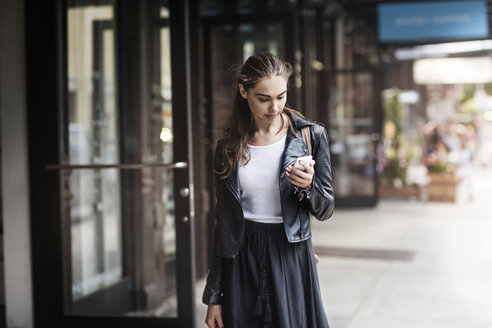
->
xmin=428 ymin=172 xmax=458 ymax=203
xmin=379 ymin=184 xmax=420 ymax=199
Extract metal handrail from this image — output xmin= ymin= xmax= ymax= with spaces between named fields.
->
xmin=45 ymin=162 xmax=188 ymax=170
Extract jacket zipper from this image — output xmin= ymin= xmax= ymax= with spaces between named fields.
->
xmin=224 ymin=171 xmax=242 ymax=206
xmin=299 ymin=202 xmax=304 ymax=239
xmin=224 ymin=172 xmax=244 ymax=258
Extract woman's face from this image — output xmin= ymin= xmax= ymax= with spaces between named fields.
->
xmin=240 ymin=75 xmax=288 ymax=125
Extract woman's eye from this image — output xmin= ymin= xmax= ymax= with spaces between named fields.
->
xmin=278 ymin=96 xmax=285 ymax=100
xmin=259 ymin=98 xmax=269 ymax=102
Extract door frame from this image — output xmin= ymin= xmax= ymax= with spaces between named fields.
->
xmin=26 ymin=0 xmax=196 ymax=327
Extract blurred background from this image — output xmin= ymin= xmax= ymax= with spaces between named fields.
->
xmin=1 ymin=0 xmax=492 ymax=327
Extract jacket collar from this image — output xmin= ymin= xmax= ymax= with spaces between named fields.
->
xmin=284 ymin=109 xmax=314 ymax=133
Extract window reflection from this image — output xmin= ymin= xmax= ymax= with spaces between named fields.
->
xmin=210 ymin=23 xmax=285 ymax=138
xmin=66 ymin=1 xmax=178 ymax=317
xmin=159 ymin=8 xmax=178 ymax=308
xmin=329 ymin=72 xmax=375 ymax=197
xmin=67 ymin=2 xmax=122 ymax=302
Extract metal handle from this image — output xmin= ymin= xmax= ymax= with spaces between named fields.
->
xmin=179 ymin=187 xmax=190 ymax=197
xmin=45 ymin=162 xmax=188 ymax=170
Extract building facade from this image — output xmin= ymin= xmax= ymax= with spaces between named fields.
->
xmin=0 ymin=0 xmax=382 ymax=327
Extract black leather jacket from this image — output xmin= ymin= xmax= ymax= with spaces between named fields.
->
xmin=202 ymin=111 xmax=335 ymax=305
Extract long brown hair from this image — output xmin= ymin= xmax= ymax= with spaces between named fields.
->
xmin=215 ymin=53 xmax=296 ymax=179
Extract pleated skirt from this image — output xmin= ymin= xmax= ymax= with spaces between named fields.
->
xmin=222 ymin=220 xmax=330 ymax=328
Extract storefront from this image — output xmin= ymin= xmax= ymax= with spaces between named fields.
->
xmin=1 ymin=0 xmax=382 ymax=327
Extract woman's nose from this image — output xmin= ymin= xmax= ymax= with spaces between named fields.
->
xmin=271 ymin=101 xmax=279 ymax=111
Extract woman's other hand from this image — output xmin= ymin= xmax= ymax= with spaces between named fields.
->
xmin=286 ymin=160 xmax=315 ymax=189
xmin=206 ymin=304 xmax=224 ymax=328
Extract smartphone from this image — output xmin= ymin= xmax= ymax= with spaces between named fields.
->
xmin=294 ymin=155 xmax=313 ymax=171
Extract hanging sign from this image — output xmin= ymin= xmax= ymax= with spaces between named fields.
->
xmin=413 ymin=57 xmax=492 ymax=84
xmin=378 ymin=1 xmax=489 ymax=42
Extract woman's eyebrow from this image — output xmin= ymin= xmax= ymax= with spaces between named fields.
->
xmin=254 ymin=90 xmax=287 ymax=97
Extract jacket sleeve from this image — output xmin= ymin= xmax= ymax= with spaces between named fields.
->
xmin=201 ymin=203 xmax=223 ymax=305
xmin=306 ymin=125 xmax=335 ymax=221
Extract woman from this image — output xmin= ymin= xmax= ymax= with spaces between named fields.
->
xmin=203 ymin=53 xmax=335 ymax=328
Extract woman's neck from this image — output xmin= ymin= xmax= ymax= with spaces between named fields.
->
xmin=254 ymin=112 xmax=286 ymax=135
xmin=249 ymin=113 xmax=288 ymax=146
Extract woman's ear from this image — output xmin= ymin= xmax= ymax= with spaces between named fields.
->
xmin=238 ymin=83 xmax=247 ymax=99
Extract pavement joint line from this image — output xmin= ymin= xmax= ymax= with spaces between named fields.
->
xmin=315 ymin=246 xmax=416 ymax=261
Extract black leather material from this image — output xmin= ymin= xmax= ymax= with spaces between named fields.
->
xmin=202 ymin=111 xmax=335 ymax=305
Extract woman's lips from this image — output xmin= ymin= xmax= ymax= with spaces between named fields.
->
xmin=266 ymin=113 xmax=278 ymax=120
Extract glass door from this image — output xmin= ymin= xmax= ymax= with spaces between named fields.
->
xmin=66 ymin=4 xmax=126 ymax=313
xmin=326 ymin=70 xmax=379 ymax=206
xmin=59 ymin=0 xmax=195 ymax=326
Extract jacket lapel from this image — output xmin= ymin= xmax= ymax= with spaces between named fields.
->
xmin=281 ymin=110 xmax=313 ymax=170
xmin=281 ymin=130 xmax=310 ymax=172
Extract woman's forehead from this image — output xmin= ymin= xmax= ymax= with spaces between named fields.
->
xmin=252 ymin=76 xmax=287 ymax=95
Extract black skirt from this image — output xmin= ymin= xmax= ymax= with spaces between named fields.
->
xmin=222 ymin=220 xmax=330 ymax=328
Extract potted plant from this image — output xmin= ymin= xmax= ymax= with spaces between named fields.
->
xmin=427 ymin=160 xmax=458 ymax=203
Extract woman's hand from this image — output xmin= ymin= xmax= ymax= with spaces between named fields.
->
xmin=206 ymin=304 xmax=224 ymax=328
xmin=286 ymin=160 xmax=315 ymax=189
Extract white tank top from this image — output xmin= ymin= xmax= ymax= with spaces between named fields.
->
xmin=238 ymin=135 xmax=286 ymax=224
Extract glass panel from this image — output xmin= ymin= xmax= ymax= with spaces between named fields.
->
xmin=328 ymin=72 xmax=376 ymax=197
xmin=66 ymin=1 xmax=178 ymax=317
xmin=210 ymin=23 xmax=285 ymax=139
xmin=67 ymin=1 xmax=122 ymax=304
xmin=159 ymin=6 xmax=178 ymax=316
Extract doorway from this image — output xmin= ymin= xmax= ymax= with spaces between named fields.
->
xmin=28 ymin=0 xmax=196 ymax=327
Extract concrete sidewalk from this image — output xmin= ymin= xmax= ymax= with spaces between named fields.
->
xmin=313 ymin=169 xmax=492 ymax=327
xmin=196 ymin=168 xmax=492 ymax=327
xmin=313 ymin=200 xmax=492 ymax=328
